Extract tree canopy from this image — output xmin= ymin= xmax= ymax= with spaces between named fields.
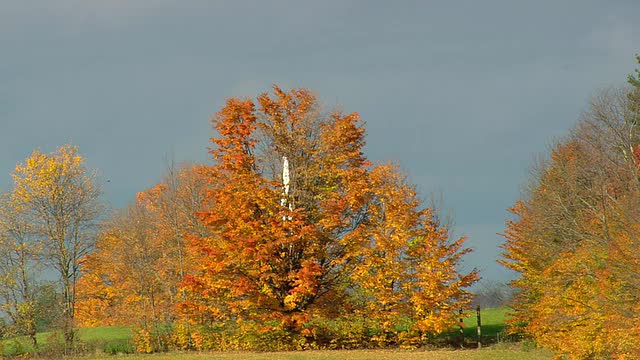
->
xmin=501 ymin=56 xmax=640 ymax=359
xmin=76 ymin=85 xmax=477 ymax=351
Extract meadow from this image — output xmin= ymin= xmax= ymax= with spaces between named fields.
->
xmin=1 ymin=307 xmax=552 ymax=359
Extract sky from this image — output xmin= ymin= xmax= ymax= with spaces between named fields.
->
xmin=1 ymin=0 xmax=638 ymax=283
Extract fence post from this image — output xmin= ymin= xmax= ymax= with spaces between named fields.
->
xmin=459 ymin=308 xmax=464 ymax=348
xmin=476 ymin=305 xmax=482 ymax=348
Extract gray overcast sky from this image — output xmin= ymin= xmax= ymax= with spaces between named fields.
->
xmin=1 ymin=0 xmax=638 ymax=282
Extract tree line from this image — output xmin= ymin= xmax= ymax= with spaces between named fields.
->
xmin=4 ymin=55 xmax=638 ymax=357
xmin=0 ymin=86 xmax=478 ymax=353
xmin=501 ymin=55 xmax=640 ymax=359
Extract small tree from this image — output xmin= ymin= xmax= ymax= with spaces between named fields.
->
xmin=11 ymin=144 xmax=103 ymax=352
xmin=0 ymin=193 xmax=41 ymax=347
xmin=76 ymin=164 xmax=209 ymax=350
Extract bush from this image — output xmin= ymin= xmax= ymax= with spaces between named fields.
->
xmin=132 ymin=328 xmax=154 ymax=353
xmin=102 ymin=339 xmax=135 ymax=355
xmin=1 ymin=337 xmax=33 ymax=357
xmin=171 ymin=323 xmax=191 ymax=350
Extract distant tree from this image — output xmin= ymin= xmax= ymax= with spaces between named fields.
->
xmin=76 ymin=164 xmax=209 ymax=350
xmin=471 ymin=280 xmax=514 ymax=309
xmin=33 ymin=283 xmax=62 ymax=332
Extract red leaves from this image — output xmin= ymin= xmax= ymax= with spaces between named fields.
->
xmin=211 ymin=98 xmax=258 ymax=172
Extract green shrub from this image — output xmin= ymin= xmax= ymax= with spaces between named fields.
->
xmin=1 ymin=337 xmax=33 ymax=356
xmin=102 ymin=339 xmax=135 ymax=355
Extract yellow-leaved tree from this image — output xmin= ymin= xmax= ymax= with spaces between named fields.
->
xmin=501 ymin=57 xmax=640 ymax=358
xmin=11 ymin=144 xmax=104 ymax=352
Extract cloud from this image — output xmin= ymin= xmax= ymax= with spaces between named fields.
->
xmin=2 ymin=0 xmax=639 ymax=282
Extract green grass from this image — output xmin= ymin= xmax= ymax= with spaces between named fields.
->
xmin=26 ymin=325 xmax=132 ymax=344
xmin=459 ymin=307 xmax=512 ymax=342
xmin=76 ymin=325 xmax=133 ymax=342
xmin=2 ymin=308 xmax=529 ymax=358
xmin=1 ymin=326 xmax=134 ymax=356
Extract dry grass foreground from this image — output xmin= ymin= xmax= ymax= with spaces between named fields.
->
xmin=86 ymin=347 xmax=552 ymax=360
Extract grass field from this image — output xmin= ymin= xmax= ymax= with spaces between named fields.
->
xmin=77 ymin=326 xmax=133 ymax=342
xmin=3 ymin=307 xmax=550 ymax=359
xmin=1 ymin=326 xmax=134 ymax=356
xmin=461 ymin=307 xmax=511 ymax=342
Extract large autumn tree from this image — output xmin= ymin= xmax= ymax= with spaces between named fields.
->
xmin=180 ymin=86 xmax=477 ymax=347
xmin=501 ymin=57 xmax=640 ymax=358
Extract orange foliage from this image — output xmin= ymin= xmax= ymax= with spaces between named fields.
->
xmin=78 ymin=85 xmax=476 ymax=350
xmin=181 ymin=85 xmax=477 ymax=346
xmin=501 ymin=85 xmax=640 ymax=358
xmin=76 ymin=164 xmax=209 ymax=330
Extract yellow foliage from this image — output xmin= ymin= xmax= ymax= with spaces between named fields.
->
xmin=132 ymin=328 xmax=153 ymax=353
